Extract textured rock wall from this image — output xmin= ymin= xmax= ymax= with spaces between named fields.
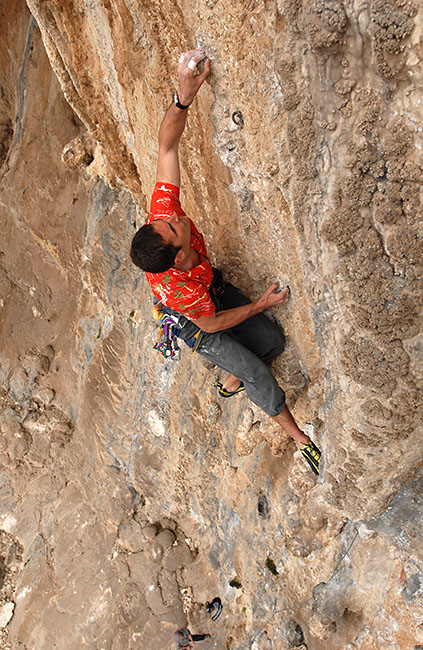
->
xmin=0 ymin=0 xmax=422 ymax=648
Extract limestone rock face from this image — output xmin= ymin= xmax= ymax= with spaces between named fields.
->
xmin=0 ymin=0 xmax=422 ymax=648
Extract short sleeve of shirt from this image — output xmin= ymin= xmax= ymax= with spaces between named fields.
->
xmin=147 ymin=182 xmax=186 ymax=223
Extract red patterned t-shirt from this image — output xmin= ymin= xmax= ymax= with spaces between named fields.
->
xmin=145 ymin=182 xmax=215 ymax=318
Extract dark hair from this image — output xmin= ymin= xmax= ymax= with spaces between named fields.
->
xmin=130 ymin=223 xmax=181 ymax=273
xmin=173 ymin=628 xmax=191 ymax=649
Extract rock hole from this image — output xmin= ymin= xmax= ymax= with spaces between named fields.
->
xmin=0 ymin=556 xmax=6 ymax=590
xmin=82 ymin=152 xmax=94 ymax=166
xmin=229 ymin=576 xmax=242 ymax=589
xmin=342 ymin=606 xmax=363 ymax=627
xmin=257 ymin=494 xmax=269 ymax=519
xmin=265 ymin=557 xmax=279 ymax=576
xmin=286 ymin=620 xmax=305 ymax=646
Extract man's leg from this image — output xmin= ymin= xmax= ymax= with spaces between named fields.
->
xmin=197 ymin=332 xmax=310 ymax=449
xmin=197 ymin=331 xmax=310 ymax=449
xmin=272 ymin=404 xmax=310 ymax=447
xmin=214 ymin=280 xmax=287 ymax=392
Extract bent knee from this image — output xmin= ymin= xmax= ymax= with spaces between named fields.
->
xmin=274 ymin=330 xmax=286 ymax=355
xmin=267 ymin=329 xmax=285 ymax=359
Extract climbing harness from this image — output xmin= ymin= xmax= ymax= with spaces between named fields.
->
xmin=153 ymin=314 xmax=181 ymax=360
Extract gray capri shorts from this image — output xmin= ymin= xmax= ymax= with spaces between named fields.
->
xmin=189 ymin=277 xmax=287 ymax=417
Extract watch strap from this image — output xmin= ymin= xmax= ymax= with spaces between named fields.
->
xmin=173 ymin=91 xmax=192 ymax=110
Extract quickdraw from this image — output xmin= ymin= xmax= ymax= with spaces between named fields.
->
xmin=152 ymin=301 xmax=204 ymax=360
xmin=153 ymin=314 xmax=181 ymax=360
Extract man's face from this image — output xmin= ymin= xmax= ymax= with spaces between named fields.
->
xmin=151 ymin=212 xmax=190 ymax=249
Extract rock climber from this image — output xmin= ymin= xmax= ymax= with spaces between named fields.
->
xmin=173 ymin=627 xmax=211 ymax=649
xmin=130 ymin=49 xmax=321 ymax=475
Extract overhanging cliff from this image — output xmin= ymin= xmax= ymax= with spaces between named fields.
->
xmin=0 ymin=1 xmax=422 ymax=648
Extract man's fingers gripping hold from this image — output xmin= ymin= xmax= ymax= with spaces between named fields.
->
xmin=179 ymin=50 xmax=210 ymax=77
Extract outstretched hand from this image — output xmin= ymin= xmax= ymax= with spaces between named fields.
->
xmin=177 ymin=49 xmax=211 ymax=106
xmin=257 ymin=283 xmax=291 ymax=311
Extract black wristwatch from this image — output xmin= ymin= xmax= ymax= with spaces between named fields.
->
xmin=173 ymin=91 xmax=192 ymax=110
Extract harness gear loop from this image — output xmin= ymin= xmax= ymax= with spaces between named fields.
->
xmin=153 ymin=314 xmax=181 ymax=361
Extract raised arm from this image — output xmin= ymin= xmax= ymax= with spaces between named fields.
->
xmin=155 ymin=49 xmax=211 ymax=187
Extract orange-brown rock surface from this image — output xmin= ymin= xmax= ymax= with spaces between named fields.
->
xmin=0 ymin=0 xmax=422 ymax=648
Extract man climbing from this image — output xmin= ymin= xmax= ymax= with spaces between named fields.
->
xmin=130 ymin=50 xmax=321 ymax=475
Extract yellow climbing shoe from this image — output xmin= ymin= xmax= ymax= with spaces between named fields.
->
xmin=300 ymin=440 xmax=321 ymax=475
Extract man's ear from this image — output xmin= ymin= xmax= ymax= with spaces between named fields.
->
xmin=174 ymin=248 xmax=185 ymax=266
